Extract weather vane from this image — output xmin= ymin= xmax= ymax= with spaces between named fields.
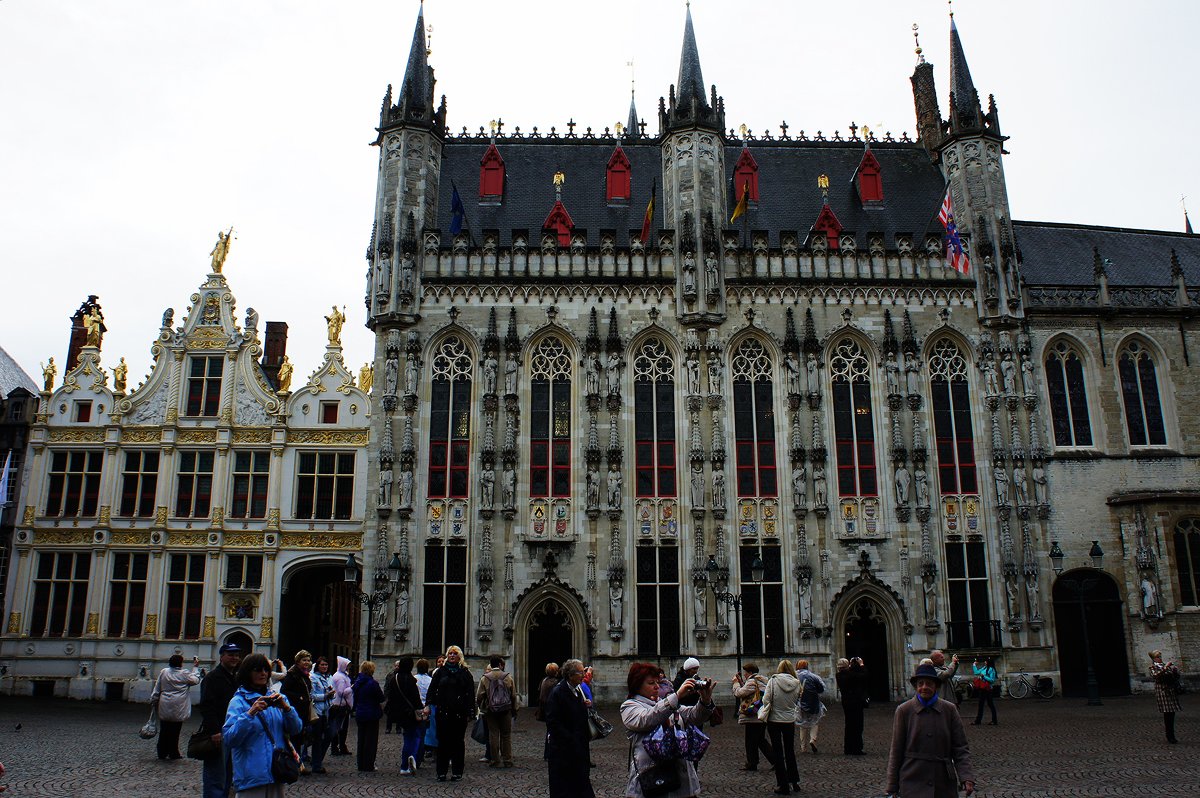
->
xmin=489 ymin=119 xmax=497 ymax=143
xmin=913 ymin=23 xmax=925 ymax=64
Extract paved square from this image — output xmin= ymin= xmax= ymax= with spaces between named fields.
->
xmin=0 ymin=695 xmax=1191 ymax=796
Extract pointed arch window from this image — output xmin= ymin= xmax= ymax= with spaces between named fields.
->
xmin=1174 ymin=518 xmax=1200 ymax=606
xmin=1044 ymin=340 xmax=1093 ymax=447
xmin=428 ymin=335 xmax=473 ymax=499
xmin=634 ymin=337 xmax=677 ymax=497
xmin=1118 ymin=341 xmax=1167 ymax=446
xmin=830 ymin=338 xmax=877 ymax=497
xmin=606 ymin=146 xmax=632 ymax=204
xmin=928 ymin=338 xmax=977 ymax=495
xmin=732 ymin=339 xmax=777 ymax=497
xmin=479 ymin=143 xmax=505 ymax=203
xmin=733 ymin=147 xmax=760 ymax=204
xmin=530 ymin=336 xmax=572 ymax=498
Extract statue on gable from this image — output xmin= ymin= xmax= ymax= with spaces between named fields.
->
xmin=209 ymin=228 xmax=233 ymax=273
xmin=325 ymin=305 xmax=346 ymax=347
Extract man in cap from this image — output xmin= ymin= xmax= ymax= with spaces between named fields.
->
xmin=884 ymin=663 xmax=976 ymax=797
xmin=199 ymin=642 xmax=242 ymax=798
xmin=673 ymin=657 xmax=702 ymax=707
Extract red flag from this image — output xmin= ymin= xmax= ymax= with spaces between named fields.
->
xmin=938 ymin=186 xmax=970 ymax=275
xmin=639 ymin=179 xmax=657 ymax=243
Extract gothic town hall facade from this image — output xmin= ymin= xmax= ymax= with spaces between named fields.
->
xmin=5 ymin=7 xmax=1200 ymax=703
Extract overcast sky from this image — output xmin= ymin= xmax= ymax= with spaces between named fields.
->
xmin=2 ymin=1 xmax=1197 ymax=387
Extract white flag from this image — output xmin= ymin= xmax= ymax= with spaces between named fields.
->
xmin=0 ymin=451 xmax=11 ymax=506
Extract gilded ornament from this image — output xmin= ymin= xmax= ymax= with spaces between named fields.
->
xmin=98 ymin=506 xmax=111 ymax=525
xmin=122 ymin=428 xmax=159 ymax=444
xmin=276 ymin=356 xmax=294 ymax=393
xmin=177 ymin=429 xmax=217 ymax=444
xmin=211 ymin=506 xmax=225 ymax=527
xmin=325 ymin=305 xmax=346 ymax=347
xmin=22 ymin=506 xmax=35 ymax=526
xmin=359 ymin=363 xmax=374 ymax=392
xmin=36 ymin=530 xmax=93 ymax=545
xmin=86 ymin=612 xmax=99 ymax=635
xmin=232 ymin=429 xmax=271 ymax=444
xmin=259 ymin=616 xmax=274 ymax=639
xmin=154 ymin=506 xmax=169 ymax=526
xmin=166 ymin=407 xmax=179 ymax=423
xmin=266 ymin=509 xmax=281 ymax=530
xmin=280 ymin=532 xmax=363 ymax=550
xmin=113 ymin=358 xmax=128 ymax=392
xmin=48 ymin=429 xmax=104 ymax=443
xmin=209 ymin=228 xmax=234 ymax=273
xmin=110 ymin=531 xmax=152 ymax=545
xmin=287 ymin=430 xmax=367 ymax=446
xmin=7 ymin=612 xmax=21 ymax=634
xmin=202 ymin=615 xmax=216 ymax=638
xmin=224 ymin=533 xmax=262 ymax=547
xmin=168 ymin=532 xmax=208 ymax=546
xmin=144 ymin=614 xmax=158 ymax=635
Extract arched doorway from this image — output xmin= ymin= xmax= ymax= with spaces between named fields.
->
xmin=1052 ymin=569 xmax=1131 ymax=697
xmin=843 ymin=597 xmax=891 ymax=703
xmin=279 ymin=560 xmax=360 ymax=665
xmin=222 ymin=629 xmax=255 ymax=655
xmin=511 ymin=582 xmax=590 ymax=704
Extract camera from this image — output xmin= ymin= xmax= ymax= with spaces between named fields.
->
xmin=693 ymin=678 xmax=711 ymax=689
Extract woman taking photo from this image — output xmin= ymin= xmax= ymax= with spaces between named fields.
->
xmin=149 ymin=653 xmax=201 ymax=760
xmin=759 ymin=659 xmax=802 ymax=795
xmin=222 ymin=652 xmax=303 ymax=797
xmin=620 ymin=661 xmax=714 ymax=798
xmin=971 ymin=656 xmax=998 ymax=726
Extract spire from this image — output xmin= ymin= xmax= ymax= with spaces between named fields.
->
xmin=947 ymin=15 xmax=984 ymax=132
xmin=910 ymin=22 xmax=943 ymax=153
xmin=662 ymin=4 xmax=724 ymax=132
xmin=626 ymin=93 xmax=639 ymax=140
xmin=378 ymin=3 xmax=445 ymax=135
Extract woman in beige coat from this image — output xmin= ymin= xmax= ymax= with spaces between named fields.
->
xmin=759 ymin=659 xmax=801 ymax=795
xmin=885 ymin=663 xmax=976 ymax=797
xmin=731 ymin=662 xmax=774 ymax=771
xmin=620 ymin=661 xmax=714 ymax=798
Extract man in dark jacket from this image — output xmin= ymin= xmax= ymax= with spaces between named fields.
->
xmin=672 ymin=656 xmax=702 ymax=707
xmin=279 ymin=650 xmax=314 ymax=774
xmin=199 ymin=642 xmax=241 ymax=798
xmin=543 ymin=658 xmax=595 ymax=798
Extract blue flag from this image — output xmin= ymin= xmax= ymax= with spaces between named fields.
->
xmin=450 ymin=182 xmax=465 ymax=235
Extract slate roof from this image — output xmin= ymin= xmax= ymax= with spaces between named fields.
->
xmin=0 ymin=346 xmax=37 ymax=397
xmin=1014 ymin=222 xmax=1200 ymax=286
xmin=433 ymin=138 xmax=947 ymax=249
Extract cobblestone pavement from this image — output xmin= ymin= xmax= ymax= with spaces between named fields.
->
xmin=0 ymin=694 xmax=1193 ymax=796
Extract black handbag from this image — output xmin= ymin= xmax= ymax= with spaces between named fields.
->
xmin=257 ymin=713 xmax=300 ymax=784
xmin=638 ymin=759 xmax=682 ymax=798
xmin=186 ymin=729 xmax=220 ymax=760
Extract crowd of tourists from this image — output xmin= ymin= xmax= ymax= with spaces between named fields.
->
xmin=135 ymin=642 xmax=1189 ymax=797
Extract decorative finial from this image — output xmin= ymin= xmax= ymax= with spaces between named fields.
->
xmin=426 ymin=21 xmax=433 ymax=58
xmin=818 ymin=174 xmax=830 ymax=202
xmin=948 ymin=0 xmax=954 ymax=19
xmin=913 ymin=23 xmax=925 ymax=64
xmin=488 ymin=119 xmax=497 ymax=143
xmin=627 ymin=59 xmax=635 ymax=97
xmin=553 ymin=170 xmax=565 ymax=201
xmin=739 ymin=123 xmax=748 ymax=142
xmin=615 ymin=121 xmax=624 ymax=137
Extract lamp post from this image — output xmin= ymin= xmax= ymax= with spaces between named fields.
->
xmin=1049 ymin=540 xmax=1104 ymax=706
xmin=344 ymin=552 xmax=403 ymax=662
xmin=704 ymin=551 xmax=765 ymax=673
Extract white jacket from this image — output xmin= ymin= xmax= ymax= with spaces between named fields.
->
xmin=759 ymin=672 xmax=801 ymax=723
xmin=331 ymin=655 xmax=354 ymax=708
xmin=150 ymin=666 xmax=200 ymax=722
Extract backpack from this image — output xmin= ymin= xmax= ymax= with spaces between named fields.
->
xmin=799 ymin=675 xmax=823 ymax=714
xmin=739 ymin=677 xmax=764 ymax=717
xmin=486 ymin=673 xmax=513 ymax=713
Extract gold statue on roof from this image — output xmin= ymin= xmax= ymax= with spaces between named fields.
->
xmin=209 ymin=227 xmax=234 ymax=273
xmin=113 ymin=357 xmax=128 ymax=393
xmin=41 ymin=358 xmax=56 ymax=392
xmin=325 ymin=305 xmax=346 ymax=347
xmin=359 ymin=363 xmax=374 ymax=393
xmin=276 ymin=355 xmax=294 ymax=394
xmin=83 ymin=307 xmax=104 ymax=347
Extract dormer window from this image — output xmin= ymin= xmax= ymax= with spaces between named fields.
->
xmin=73 ymin=401 xmax=92 ymax=423
xmin=733 ymin=147 xmax=760 ymax=205
xmin=855 ymin=149 xmax=884 ymax=204
xmin=479 ymin=143 xmax=505 ymax=204
xmin=811 ymin=205 xmax=843 ymax=244
xmin=606 ymin=147 xmax=631 ymax=205
xmin=543 ymin=202 xmax=575 ymax=248
xmin=320 ymin=401 xmax=339 ymax=424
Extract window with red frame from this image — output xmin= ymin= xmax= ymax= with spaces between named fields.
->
xmin=634 ymin=337 xmax=677 ymax=497
xmin=733 ymin=147 xmax=760 ymax=203
xmin=479 ymin=144 xmax=505 ymax=201
xmin=731 ymin=339 xmax=777 ymax=497
xmin=830 ymin=338 xmax=877 ymax=497
xmin=928 ymin=338 xmax=978 ymax=495
xmin=174 ymin=450 xmax=214 ymax=519
xmin=164 ymin=553 xmax=205 ymax=640
xmin=607 ymin=147 xmax=631 ymax=204
xmin=529 ymin=337 xmax=572 ymax=498
xmin=856 ymin=148 xmax=884 ymax=203
xmin=428 ymin=336 xmax=474 ymax=498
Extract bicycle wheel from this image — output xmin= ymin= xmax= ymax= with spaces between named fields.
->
xmin=1008 ymin=678 xmax=1030 ymax=699
xmin=1034 ymin=677 xmax=1055 ymax=698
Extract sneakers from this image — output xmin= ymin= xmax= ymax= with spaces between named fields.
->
xmin=400 ymin=768 xmax=412 ymax=776
xmin=408 ymin=755 xmax=418 ymax=772
xmin=450 ymin=774 xmax=464 ymax=781
xmin=436 ymin=775 xmax=447 ymax=782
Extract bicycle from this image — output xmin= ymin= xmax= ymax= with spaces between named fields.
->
xmin=1006 ymin=671 xmax=1055 ymax=699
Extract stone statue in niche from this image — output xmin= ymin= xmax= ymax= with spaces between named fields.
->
xmin=1012 ymin=466 xmax=1029 ymax=506
xmin=384 ymin=356 xmax=399 ymax=396
xmin=806 ymin=353 xmax=818 ymax=389
xmin=609 ymin=584 xmax=624 ymax=627
xmin=707 ymin=354 xmax=723 ymax=395
xmin=1024 ymin=571 xmax=1041 ymax=622
xmin=1141 ymin=575 xmax=1159 ymax=617
xmin=376 ymin=257 xmax=391 ymax=295
xmin=606 ymin=352 xmax=622 ymax=394
xmin=1032 ymin=465 xmax=1047 ymax=505
xmin=483 ymin=355 xmax=498 ymax=395
xmin=398 ymin=469 xmax=414 ymax=509
xmin=397 ymin=584 xmax=410 ymax=627
xmin=712 ymin=470 xmax=726 ymax=510
xmin=504 ymin=359 xmax=518 ymax=395
xmin=705 ymin=252 xmax=719 ymax=289
xmin=886 ymin=357 xmax=901 ymax=395
xmin=682 ymin=253 xmax=697 ymax=296
xmin=502 ymin=465 xmax=516 ymax=511
xmin=983 ymin=358 xmax=1000 ymax=396
xmin=690 ymin=463 xmax=705 ymax=509
xmin=895 ymin=463 xmax=911 ymax=506
xmin=399 ymin=253 xmax=415 ymax=294
xmin=1003 ymin=257 xmax=1019 ymax=301
xmin=1005 ymin=577 xmax=1020 ymax=619
xmin=922 ymin=572 xmax=939 ymax=622
xmin=785 ymin=353 xmax=802 ymax=395
xmin=480 ymin=466 xmax=495 ymax=510
xmin=1000 ymin=353 xmax=1017 ymax=396
xmin=905 ymin=352 xmax=921 ymax=395
xmin=686 ymin=353 xmax=701 ymax=395
xmin=378 ymin=465 xmax=393 ymax=507
xmin=914 ymin=467 xmax=930 ymax=507
xmin=607 ymin=464 xmax=623 ymax=510
xmin=404 ymin=357 xmax=419 ymax=395
xmin=994 ymin=467 xmax=1010 ymax=505
xmin=792 ymin=465 xmax=807 ymax=510
xmin=586 ymin=468 xmax=600 ymax=510
xmin=693 ymin=583 xmax=707 ymax=625
xmin=1020 ymin=354 xmax=1035 ymax=395
xmin=585 ymin=353 xmax=601 ymax=396
xmin=479 ymin=585 xmax=492 ymax=628
xmin=982 ymin=254 xmax=998 ymax=299
xmin=813 ymin=463 xmax=827 ymax=507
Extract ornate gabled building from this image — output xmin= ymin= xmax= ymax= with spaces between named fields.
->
xmin=360 ymin=5 xmax=1199 ymax=703
xmin=0 ymin=264 xmax=371 ymax=699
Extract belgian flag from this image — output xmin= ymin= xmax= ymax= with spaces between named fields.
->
xmin=639 ymin=179 xmax=657 ymax=243
xmin=730 ymin=180 xmax=750 ymax=224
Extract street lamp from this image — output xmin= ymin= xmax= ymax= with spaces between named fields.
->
xmin=703 ymin=551 xmax=764 ymax=673
xmin=344 ymin=552 xmax=403 ymax=662
xmin=1049 ymin=541 xmax=1105 ymax=706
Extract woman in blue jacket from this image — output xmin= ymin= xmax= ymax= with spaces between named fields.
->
xmin=352 ymin=660 xmax=386 ymax=772
xmin=971 ymin=656 xmax=999 ymax=726
xmin=223 ymin=652 xmax=303 ymax=797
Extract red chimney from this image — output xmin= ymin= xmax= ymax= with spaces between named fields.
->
xmin=262 ymin=322 xmax=288 ymax=389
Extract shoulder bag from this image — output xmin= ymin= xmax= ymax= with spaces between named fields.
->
xmin=186 ymin=729 xmax=220 ymax=760
xmin=256 ymin=712 xmax=300 ymax=784
xmin=470 ymin=713 xmax=489 ymax=744
xmin=629 ymin=735 xmax=681 ymax=798
xmin=587 ymin=707 xmax=614 ymax=740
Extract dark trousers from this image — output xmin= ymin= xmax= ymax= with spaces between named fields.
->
xmin=157 ymin=720 xmax=183 ymax=759
xmin=767 ymin=721 xmax=799 ymax=790
xmin=356 ymin=717 xmax=379 ymax=771
xmin=435 ymin=715 xmax=469 ymax=777
xmin=337 ymin=709 xmax=351 ymax=751
xmin=1165 ymin=711 xmax=1178 ymax=742
xmin=975 ymin=690 xmax=997 ymax=723
xmin=743 ymin=722 xmax=774 ymax=768
xmin=843 ymin=706 xmax=865 ymax=754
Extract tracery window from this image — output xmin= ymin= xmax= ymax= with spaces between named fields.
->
xmin=1118 ymin=341 xmax=1167 ymax=447
xmin=529 ymin=336 xmax=572 ymax=498
xmin=1174 ymin=518 xmax=1200 ymax=606
xmin=1045 ymin=340 xmax=1093 ymax=447
xmin=634 ymin=338 xmax=677 ymax=498
xmin=732 ymin=339 xmax=777 ymax=497
xmin=428 ymin=335 xmax=473 ymax=499
xmin=830 ymin=338 xmax=877 ymax=497
xmin=928 ymin=339 xmax=977 ymax=495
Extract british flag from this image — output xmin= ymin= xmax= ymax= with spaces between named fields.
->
xmin=938 ymin=186 xmax=970 ymax=275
